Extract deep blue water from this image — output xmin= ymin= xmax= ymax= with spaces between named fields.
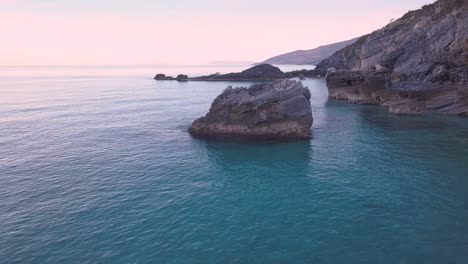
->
xmin=1 ymin=66 xmax=468 ymax=263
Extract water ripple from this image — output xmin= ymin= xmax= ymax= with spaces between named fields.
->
xmin=0 ymin=69 xmax=468 ymax=263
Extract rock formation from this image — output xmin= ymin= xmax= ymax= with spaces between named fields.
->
xmin=154 ymin=74 xmax=172 ymax=80
xmin=176 ymin=74 xmax=188 ymax=82
xmin=154 ymin=74 xmax=188 ymax=82
xmin=154 ymin=64 xmax=316 ymax=82
xmin=189 ymin=80 xmax=313 ymax=139
xmin=190 ymin=64 xmax=287 ymax=82
xmin=317 ymin=0 xmax=468 ymax=116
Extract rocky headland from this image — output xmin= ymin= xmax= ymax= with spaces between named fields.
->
xmin=313 ymin=0 xmax=468 ymax=116
xmin=189 ymin=79 xmax=313 ymax=139
xmin=190 ymin=64 xmax=287 ymax=82
xmin=154 ymin=64 xmax=312 ymax=82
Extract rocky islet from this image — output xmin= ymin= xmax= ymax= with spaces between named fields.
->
xmin=189 ymin=79 xmax=313 ymax=139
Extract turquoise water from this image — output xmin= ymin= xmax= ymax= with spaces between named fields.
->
xmin=1 ymin=66 xmax=468 ymax=263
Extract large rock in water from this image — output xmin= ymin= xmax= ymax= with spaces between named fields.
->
xmin=189 ymin=80 xmax=313 ymax=139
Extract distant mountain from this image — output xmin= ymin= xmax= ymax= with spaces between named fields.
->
xmin=261 ymin=38 xmax=360 ymax=65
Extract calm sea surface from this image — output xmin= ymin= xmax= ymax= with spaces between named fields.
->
xmin=1 ymin=65 xmax=468 ymax=263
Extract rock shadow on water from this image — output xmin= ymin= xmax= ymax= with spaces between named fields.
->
xmin=197 ymin=138 xmax=312 ymax=175
xmin=206 ymin=139 xmax=311 ymax=161
xmin=189 ymin=132 xmax=314 ymax=144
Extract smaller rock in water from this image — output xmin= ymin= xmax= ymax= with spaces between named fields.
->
xmin=176 ymin=74 xmax=188 ymax=82
xmin=155 ymin=73 xmax=188 ymax=81
xmin=154 ymin=73 xmax=167 ymax=80
xmin=189 ymin=79 xmax=313 ymax=140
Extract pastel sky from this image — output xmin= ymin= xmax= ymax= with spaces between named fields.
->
xmin=1 ymin=0 xmax=432 ymax=66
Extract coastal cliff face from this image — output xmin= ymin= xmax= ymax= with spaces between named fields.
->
xmin=317 ymin=0 xmax=468 ymax=116
xmin=318 ymin=0 xmax=467 ymax=82
xmin=190 ymin=80 xmax=313 ymax=139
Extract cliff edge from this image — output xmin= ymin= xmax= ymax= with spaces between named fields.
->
xmin=316 ymin=0 xmax=468 ymax=116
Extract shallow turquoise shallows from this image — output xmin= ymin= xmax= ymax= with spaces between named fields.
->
xmin=1 ymin=66 xmax=468 ymax=264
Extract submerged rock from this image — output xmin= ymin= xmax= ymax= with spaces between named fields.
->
xmin=387 ymin=100 xmax=426 ymax=115
xmin=189 ymin=80 xmax=313 ymax=139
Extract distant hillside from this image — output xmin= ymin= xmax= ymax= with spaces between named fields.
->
xmin=261 ymin=38 xmax=359 ymax=65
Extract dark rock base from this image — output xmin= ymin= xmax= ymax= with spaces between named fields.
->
xmin=326 ymin=70 xmax=468 ymax=117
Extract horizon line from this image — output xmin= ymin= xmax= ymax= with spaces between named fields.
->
xmin=0 ymin=63 xmax=262 ymax=68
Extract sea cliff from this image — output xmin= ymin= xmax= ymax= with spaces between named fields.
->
xmin=316 ymin=0 xmax=468 ymax=116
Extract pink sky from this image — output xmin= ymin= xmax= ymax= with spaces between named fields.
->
xmin=1 ymin=0 xmax=432 ymax=66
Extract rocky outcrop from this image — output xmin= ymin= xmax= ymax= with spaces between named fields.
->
xmin=189 ymin=80 xmax=313 ymax=139
xmin=154 ymin=73 xmax=188 ymax=82
xmin=190 ymin=64 xmax=287 ymax=82
xmin=154 ymin=74 xmax=173 ymax=80
xmin=326 ymin=68 xmax=467 ymax=116
xmin=176 ymin=74 xmax=188 ymax=82
xmin=154 ymin=64 xmax=317 ymax=82
xmin=154 ymin=64 xmax=289 ymax=82
xmin=320 ymin=0 xmax=468 ymax=116
xmin=318 ymin=0 xmax=467 ymax=81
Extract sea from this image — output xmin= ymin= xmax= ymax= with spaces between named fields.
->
xmin=1 ymin=65 xmax=468 ymax=263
